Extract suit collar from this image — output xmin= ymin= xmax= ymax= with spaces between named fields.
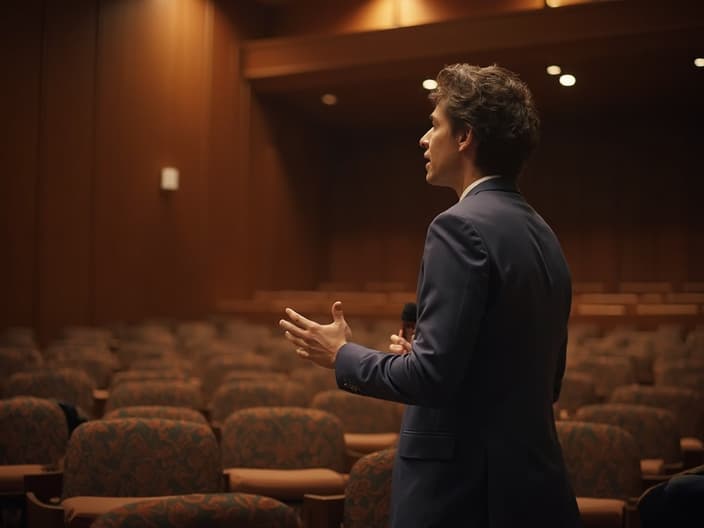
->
xmin=464 ymin=176 xmax=519 ymax=199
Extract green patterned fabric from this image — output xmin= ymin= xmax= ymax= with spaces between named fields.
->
xmin=62 ymin=418 xmax=221 ymax=499
xmin=556 ymin=420 xmax=642 ymax=499
xmin=221 ymin=407 xmax=346 ymax=472
xmin=4 ymin=368 xmax=94 ymax=417
xmin=90 ymin=493 xmax=301 ymax=528
xmin=575 ymin=403 xmax=682 ymax=464
xmin=105 ymin=381 xmax=202 ymax=413
xmin=103 ymin=406 xmax=207 ymax=424
xmin=609 ymin=385 xmax=704 ymax=439
xmin=0 ymin=396 xmax=68 ymax=465
xmin=201 ymin=355 xmax=274 ymax=400
xmin=289 ymin=367 xmax=338 ymax=401
xmin=344 ymin=448 xmax=395 ymax=528
xmin=209 ymin=381 xmax=308 ymax=423
xmin=311 ymin=390 xmax=402 ymax=433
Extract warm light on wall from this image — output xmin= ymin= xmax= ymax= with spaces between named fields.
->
xmin=559 ymin=74 xmax=576 ymax=87
xmin=546 ymin=65 xmax=562 ymax=75
xmin=321 ymin=93 xmax=338 ymax=105
xmin=695 ymin=58 xmax=704 ymax=68
xmin=422 ymin=79 xmax=437 ymax=90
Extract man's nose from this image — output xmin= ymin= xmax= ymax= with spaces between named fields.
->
xmin=419 ymin=131 xmax=430 ymax=149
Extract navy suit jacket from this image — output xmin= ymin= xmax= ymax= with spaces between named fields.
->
xmin=336 ymin=178 xmax=581 ymax=527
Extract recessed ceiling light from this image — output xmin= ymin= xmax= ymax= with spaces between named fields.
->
xmin=695 ymin=58 xmax=704 ymax=68
xmin=321 ymin=94 xmax=338 ymax=105
xmin=546 ymin=65 xmax=562 ymax=76
xmin=545 ymin=0 xmax=561 ymax=7
xmin=422 ymin=79 xmax=438 ymax=90
xmin=559 ymin=74 xmax=576 ymax=87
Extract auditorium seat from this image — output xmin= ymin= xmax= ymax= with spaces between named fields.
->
xmin=199 ymin=353 xmax=274 ymax=401
xmin=104 ymin=380 xmax=202 ymax=414
xmin=303 ymin=448 xmax=395 ymax=528
xmin=91 ymin=492 xmax=302 ymax=528
xmin=310 ymin=390 xmax=401 ymax=454
xmin=221 ymin=407 xmax=348 ymax=505
xmin=25 ymin=417 xmax=222 ymax=528
xmin=209 ymin=380 xmax=308 ymax=424
xmin=575 ymin=404 xmax=683 ymax=475
xmin=568 ymin=356 xmax=637 ymax=401
xmin=102 ymin=405 xmax=207 ymax=424
xmin=555 ymin=372 xmax=599 ymax=418
xmin=557 ymin=421 xmax=643 ymax=528
xmin=289 ymin=367 xmax=339 ymax=403
xmin=4 ymin=369 xmax=95 ymax=418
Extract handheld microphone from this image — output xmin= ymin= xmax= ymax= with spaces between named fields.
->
xmin=400 ymin=302 xmax=417 ymax=341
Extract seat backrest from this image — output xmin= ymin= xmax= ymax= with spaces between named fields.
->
xmin=570 ymin=356 xmax=636 ymax=400
xmin=104 ymin=380 xmax=202 ymax=412
xmin=289 ymin=367 xmax=338 ymax=401
xmin=609 ymin=385 xmax=704 ymax=439
xmin=344 ymin=448 xmax=395 ymax=528
xmin=91 ymin=493 xmax=301 ymax=528
xmin=575 ymin=403 xmax=682 ymax=463
xmin=103 ymin=405 xmax=207 ymax=424
xmin=555 ymin=371 xmax=598 ymax=417
xmin=4 ymin=368 xmax=95 ymax=417
xmin=62 ymin=418 xmax=221 ymax=498
xmin=221 ymin=407 xmax=346 ymax=472
xmin=209 ymin=380 xmax=308 ymax=423
xmin=110 ymin=369 xmax=188 ymax=388
xmin=0 ymin=396 xmax=68 ymax=465
xmin=556 ymin=420 xmax=642 ymax=499
xmin=311 ymin=390 xmax=402 ymax=433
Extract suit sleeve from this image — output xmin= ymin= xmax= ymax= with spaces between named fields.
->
xmin=335 ymin=211 xmax=489 ymax=407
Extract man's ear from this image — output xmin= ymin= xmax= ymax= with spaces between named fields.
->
xmin=456 ymin=128 xmax=473 ymax=152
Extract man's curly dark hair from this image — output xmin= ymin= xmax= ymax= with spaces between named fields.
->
xmin=429 ymin=64 xmax=540 ymax=180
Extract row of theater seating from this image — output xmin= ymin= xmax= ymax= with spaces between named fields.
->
xmin=1 ymin=319 xmax=703 ymax=527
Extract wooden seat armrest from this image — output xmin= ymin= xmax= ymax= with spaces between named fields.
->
xmin=302 ymin=494 xmax=345 ymax=528
xmin=25 ymin=491 xmax=63 ymax=528
xmin=23 ymin=471 xmax=63 ymax=503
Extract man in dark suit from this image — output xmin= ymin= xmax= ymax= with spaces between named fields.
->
xmin=280 ymin=64 xmax=581 ymax=527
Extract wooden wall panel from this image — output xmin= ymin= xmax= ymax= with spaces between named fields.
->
xmin=0 ymin=2 xmax=43 ymax=328
xmin=93 ymin=0 xmax=212 ymax=323
xmin=37 ymin=0 xmax=97 ymax=339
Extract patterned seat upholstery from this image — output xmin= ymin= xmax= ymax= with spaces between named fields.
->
xmin=289 ymin=368 xmax=338 ymax=402
xmin=4 ymin=368 xmax=95 ymax=418
xmin=311 ymin=390 xmax=401 ymax=454
xmin=569 ymin=356 xmax=636 ymax=400
xmin=90 ymin=492 xmax=301 ymax=528
xmin=0 ymin=396 xmax=67 ymax=466
xmin=556 ymin=420 xmax=642 ymax=499
xmin=343 ymin=448 xmax=395 ymax=528
xmin=49 ymin=356 xmax=115 ymax=389
xmin=575 ymin=404 xmax=682 ymax=470
xmin=653 ymin=359 xmax=704 ymax=392
xmin=104 ymin=381 xmax=202 ymax=413
xmin=62 ymin=418 xmax=221 ymax=498
xmin=609 ymin=385 xmax=704 ymax=440
xmin=56 ymin=418 xmax=221 ymax=528
xmin=221 ymin=407 xmax=347 ymax=501
xmin=0 ymin=347 xmax=43 ymax=383
xmin=103 ymin=405 xmax=207 ymax=424
xmin=209 ymin=381 xmax=308 ymax=424
xmin=110 ymin=369 xmax=188 ymax=388
xmin=556 ymin=372 xmax=599 ymax=418
xmin=200 ymin=354 xmax=274 ymax=400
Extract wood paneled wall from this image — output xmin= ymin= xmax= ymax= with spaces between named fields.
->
xmin=0 ymin=0 xmax=274 ymax=342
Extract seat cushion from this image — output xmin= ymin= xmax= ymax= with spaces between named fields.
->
xmin=640 ymin=458 xmax=665 ymax=475
xmin=62 ymin=496 xmax=176 ymax=528
xmin=0 ymin=464 xmax=49 ymax=493
xmin=576 ymin=497 xmax=625 ymax=528
xmin=225 ymin=467 xmax=348 ymax=500
xmin=344 ymin=433 xmax=398 ymax=454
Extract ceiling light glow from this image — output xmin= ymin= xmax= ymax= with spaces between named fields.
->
xmin=546 ymin=65 xmax=562 ymax=76
xmin=422 ymin=79 xmax=438 ymax=90
xmin=559 ymin=74 xmax=576 ymax=87
xmin=545 ymin=0 xmax=561 ymax=7
xmin=321 ymin=93 xmax=338 ymax=105
xmin=695 ymin=58 xmax=704 ymax=68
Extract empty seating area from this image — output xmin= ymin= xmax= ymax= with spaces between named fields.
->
xmin=1 ymin=314 xmax=702 ymax=527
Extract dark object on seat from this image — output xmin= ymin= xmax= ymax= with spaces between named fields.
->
xmin=55 ymin=401 xmax=88 ymax=437
xmin=639 ymin=465 xmax=704 ymax=527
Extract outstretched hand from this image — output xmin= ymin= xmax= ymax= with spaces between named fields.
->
xmin=280 ymin=301 xmax=351 ymax=369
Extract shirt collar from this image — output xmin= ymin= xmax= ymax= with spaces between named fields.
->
xmin=459 ymin=175 xmax=502 ymax=201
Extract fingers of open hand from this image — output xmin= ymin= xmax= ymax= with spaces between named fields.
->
xmin=285 ymin=307 xmax=317 ymax=329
